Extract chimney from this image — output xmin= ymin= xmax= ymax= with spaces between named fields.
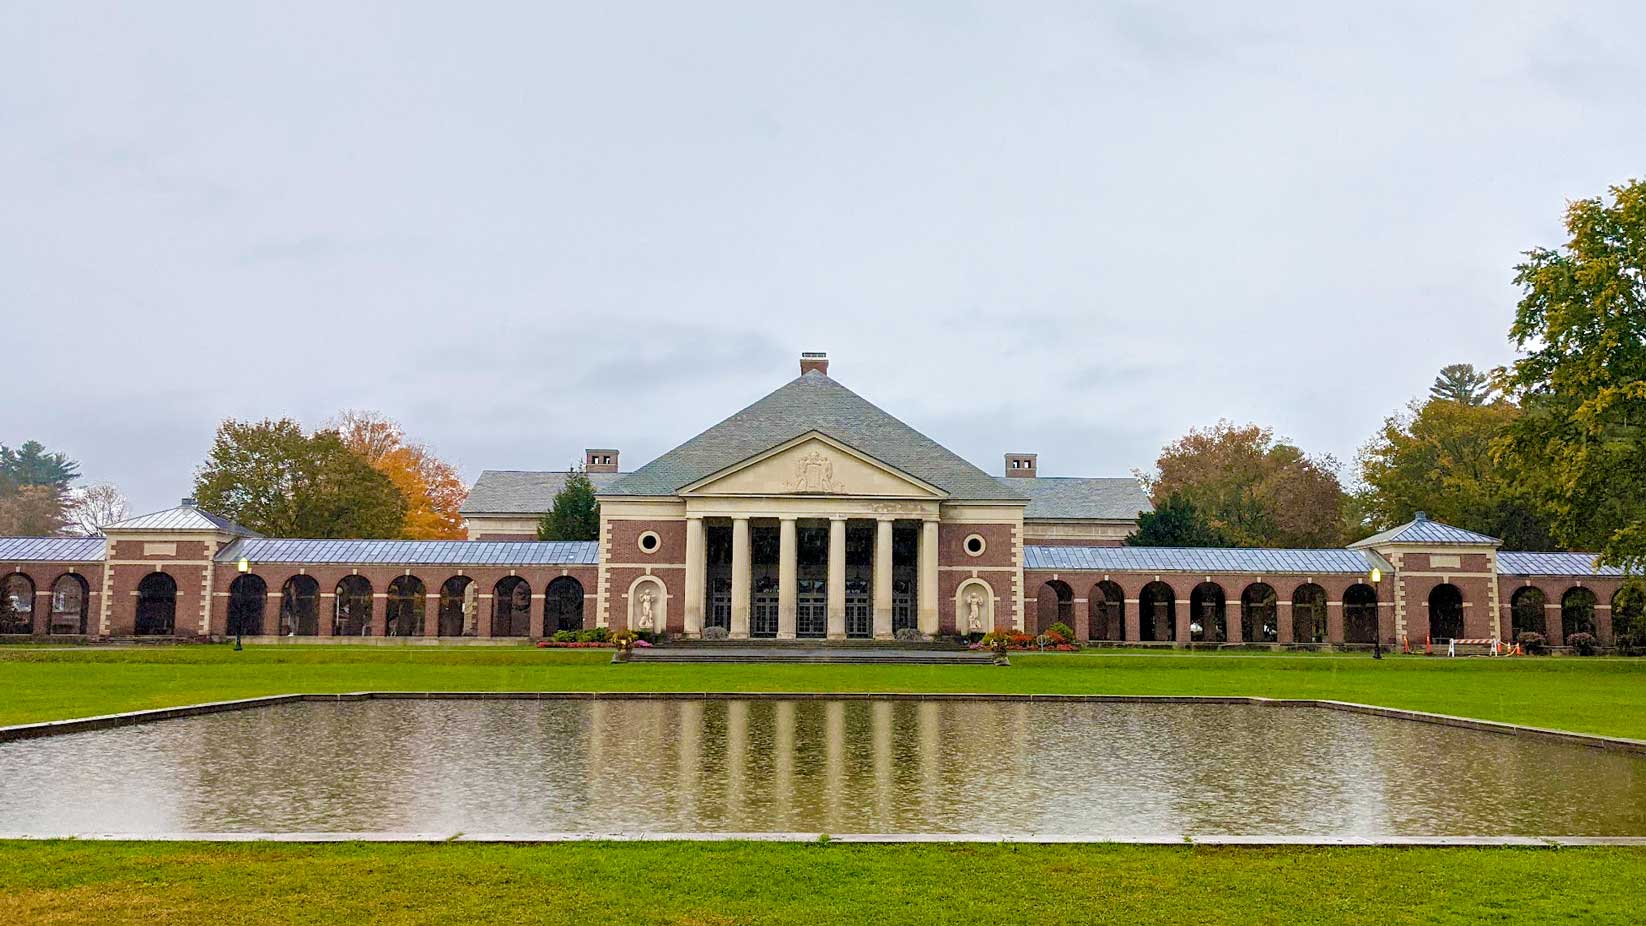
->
xmin=1004 ymin=453 xmax=1037 ymax=478
xmin=180 ymin=496 xmax=197 ymax=507
xmin=799 ymin=351 xmax=829 ymax=376
xmin=585 ymin=449 xmax=619 ymax=474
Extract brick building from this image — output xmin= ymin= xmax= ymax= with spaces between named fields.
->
xmin=0 ymin=353 xmax=1629 ymax=646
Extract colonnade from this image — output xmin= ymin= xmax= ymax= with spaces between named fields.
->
xmin=682 ymin=514 xmax=939 ymax=639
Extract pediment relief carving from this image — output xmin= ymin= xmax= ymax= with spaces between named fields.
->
xmin=683 ymin=436 xmax=944 ymax=499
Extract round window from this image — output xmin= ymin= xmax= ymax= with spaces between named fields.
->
xmin=964 ymin=533 xmax=986 ymax=557
xmin=638 ymin=531 xmax=661 ymax=554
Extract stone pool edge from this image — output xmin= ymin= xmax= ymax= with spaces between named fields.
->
xmin=3 ymin=690 xmax=1645 ymax=759
xmin=1 ymin=831 xmax=1644 ymax=847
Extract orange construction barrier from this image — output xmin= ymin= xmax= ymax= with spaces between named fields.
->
xmin=1424 ymin=635 xmax=1433 ymax=655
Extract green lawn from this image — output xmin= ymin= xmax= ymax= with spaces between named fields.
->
xmin=1 ymin=840 xmax=1641 ymax=925
xmin=2 ymin=645 xmax=1643 ymax=738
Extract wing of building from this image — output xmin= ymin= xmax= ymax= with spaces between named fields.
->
xmin=0 ymin=353 xmax=1631 ymax=647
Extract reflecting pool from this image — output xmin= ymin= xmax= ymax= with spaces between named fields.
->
xmin=1 ymin=699 xmax=1642 ymax=837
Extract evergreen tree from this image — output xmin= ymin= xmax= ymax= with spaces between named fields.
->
xmin=1428 ymin=363 xmax=1493 ymax=405
xmin=1124 ymin=493 xmax=1231 ymax=547
xmin=538 ymin=469 xmax=600 ymax=541
xmin=0 ymin=440 xmax=80 ymax=493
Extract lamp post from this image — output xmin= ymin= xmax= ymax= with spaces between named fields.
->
xmin=234 ymin=557 xmax=250 ymax=652
xmin=1369 ymin=567 xmax=1382 ymax=660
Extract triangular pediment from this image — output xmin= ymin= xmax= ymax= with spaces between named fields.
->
xmin=679 ymin=432 xmax=949 ymax=499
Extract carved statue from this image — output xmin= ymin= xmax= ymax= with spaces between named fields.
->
xmin=790 ymin=449 xmax=837 ymax=494
xmin=966 ymin=590 xmax=985 ymax=632
xmin=638 ymin=588 xmax=655 ymax=630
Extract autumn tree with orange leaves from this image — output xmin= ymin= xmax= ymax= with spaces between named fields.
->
xmin=332 ymin=410 xmax=468 ymax=540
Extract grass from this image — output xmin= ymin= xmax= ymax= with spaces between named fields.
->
xmin=2 ymin=840 xmax=1643 ymax=925
xmin=2 ymin=645 xmax=1644 ymax=738
xmin=4 ymin=646 xmax=1642 ymax=924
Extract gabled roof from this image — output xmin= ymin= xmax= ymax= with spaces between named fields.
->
xmin=1003 ymin=476 xmax=1151 ymax=520
xmin=1497 ymin=551 xmax=1622 ymax=577
xmin=601 ymin=370 xmax=1026 ymax=502
xmin=104 ymin=504 xmax=260 ymax=537
xmin=1347 ymin=513 xmax=1498 ymax=549
xmin=1026 ymin=545 xmax=1386 ymax=575
xmin=0 ymin=537 xmax=107 ymax=562
xmin=461 ymin=470 xmax=630 ymax=514
xmin=218 ymin=538 xmax=599 ymax=566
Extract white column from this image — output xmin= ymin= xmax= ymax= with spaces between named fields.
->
xmin=874 ymin=517 xmax=894 ymax=639
xmin=730 ymin=516 xmax=751 ymax=638
xmin=827 ymin=517 xmax=846 ymax=639
xmin=684 ymin=516 xmax=705 ymax=636
xmin=919 ymin=518 xmax=939 ymax=636
xmin=778 ymin=516 xmax=797 ymax=639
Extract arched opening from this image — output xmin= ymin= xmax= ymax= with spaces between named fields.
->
xmin=438 ymin=576 xmax=475 ymax=636
xmin=1428 ymin=583 xmax=1464 ymax=641
xmin=1088 ymin=581 xmax=1125 ymax=641
xmin=1240 ymin=583 xmax=1277 ymax=643
xmin=1292 ymin=583 xmax=1327 ymax=645
xmin=1189 ymin=582 xmax=1226 ymax=643
xmin=135 ymin=572 xmax=177 ymax=635
xmin=1561 ymin=587 xmax=1598 ymax=640
xmin=1036 ymin=580 xmax=1073 ymax=634
xmin=1613 ymin=586 xmax=1645 ymax=650
xmin=1138 ymin=581 xmax=1175 ymax=642
xmin=0 ymin=573 xmax=35 ymax=635
xmin=545 ymin=576 xmax=584 ymax=634
xmin=1510 ymin=587 xmax=1546 ymax=639
xmin=492 ymin=576 xmax=531 ymax=637
xmin=279 ymin=575 xmax=320 ymax=636
xmin=227 ymin=574 xmax=267 ymax=636
xmin=1344 ymin=583 xmax=1379 ymax=644
xmin=49 ymin=574 xmax=89 ymax=635
xmin=333 ymin=576 xmax=373 ymax=636
xmin=385 ymin=576 xmax=425 ymax=637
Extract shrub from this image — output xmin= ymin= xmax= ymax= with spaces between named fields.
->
xmin=552 ymin=630 xmax=577 ymax=643
xmin=893 ymin=627 xmax=925 ymax=642
xmin=572 ymin=626 xmax=610 ymax=644
xmin=1047 ymin=621 xmax=1075 ymax=641
xmin=1567 ymin=632 xmax=1599 ymax=656
xmin=1007 ymin=631 xmax=1035 ymax=649
xmin=1516 ymin=631 xmax=1546 ymax=655
xmin=703 ymin=625 xmax=730 ymax=641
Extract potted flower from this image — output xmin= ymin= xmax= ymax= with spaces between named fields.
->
xmin=611 ymin=628 xmax=640 ymax=661
xmin=980 ymin=631 xmax=1012 ymax=666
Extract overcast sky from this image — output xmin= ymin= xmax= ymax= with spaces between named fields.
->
xmin=4 ymin=2 xmax=1643 ymax=515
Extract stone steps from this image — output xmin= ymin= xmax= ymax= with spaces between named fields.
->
xmin=619 ymin=646 xmax=996 ymax=665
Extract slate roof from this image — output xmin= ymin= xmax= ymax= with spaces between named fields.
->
xmin=1002 ymin=476 xmax=1151 ymax=520
xmin=218 ymin=538 xmax=599 ymax=566
xmin=1497 ymin=551 xmax=1622 ymax=577
xmin=1025 ymin=545 xmax=1386 ymax=575
xmin=601 ymin=371 xmax=1026 ymax=502
xmin=1347 ymin=513 xmax=1499 ymax=549
xmin=461 ymin=470 xmax=631 ymax=514
xmin=104 ymin=504 xmax=260 ymax=537
xmin=0 ymin=537 xmax=107 ymax=562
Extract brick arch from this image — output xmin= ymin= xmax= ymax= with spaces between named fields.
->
xmin=0 ymin=571 xmax=36 ymax=635
xmin=1137 ymin=579 xmax=1178 ymax=643
xmin=1034 ymin=579 xmax=1074 ymax=635
xmin=1087 ymin=580 xmax=1125 ymax=642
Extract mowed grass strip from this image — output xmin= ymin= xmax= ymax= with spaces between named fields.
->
xmin=0 ymin=840 xmax=1641 ymax=926
xmin=1 ymin=646 xmax=1643 ymax=738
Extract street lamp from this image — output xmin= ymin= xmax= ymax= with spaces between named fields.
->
xmin=234 ymin=557 xmax=250 ymax=652
xmin=1369 ymin=568 xmax=1382 ymax=660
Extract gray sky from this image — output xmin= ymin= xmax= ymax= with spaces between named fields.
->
xmin=5 ymin=2 xmax=1643 ymax=515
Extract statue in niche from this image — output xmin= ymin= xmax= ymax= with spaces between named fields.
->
xmin=966 ymin=590 xmax=986 ymax=633
xmin=790 ymin=449 xmax=838 ymax=494
xmin=638 ymin=587 xmax=655 ymax=630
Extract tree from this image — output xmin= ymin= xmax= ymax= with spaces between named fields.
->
xmin=1498 ymin=179 xmax=1646 ymax=570
xmin=1356 ymin=397 xmax=1557 ymax=549
xmin=1124 ymin=493 xmax=1230 ymax=547
xmin=538 ymin=469 xmax=600 ymax=541
xmin=332 ymin=410 xmax=467 ymax=539
xmin=68 ymin=483 xmax=129 ymax=536
xmin=1429 ymin=363 xmax=1493 ymax=405
xmin=0 ymin=485 xmax=70 ymax=536
xmin=1142 ymin=420 xmax=1346 ymax=548
xmin=193 ymin=418 xmax=406 ymax=538
xmin=0 ymin=441 xmax=80 ymax=494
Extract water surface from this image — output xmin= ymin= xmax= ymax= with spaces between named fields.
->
xmin=1 ymin=699 xmax=1641 ymax=837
